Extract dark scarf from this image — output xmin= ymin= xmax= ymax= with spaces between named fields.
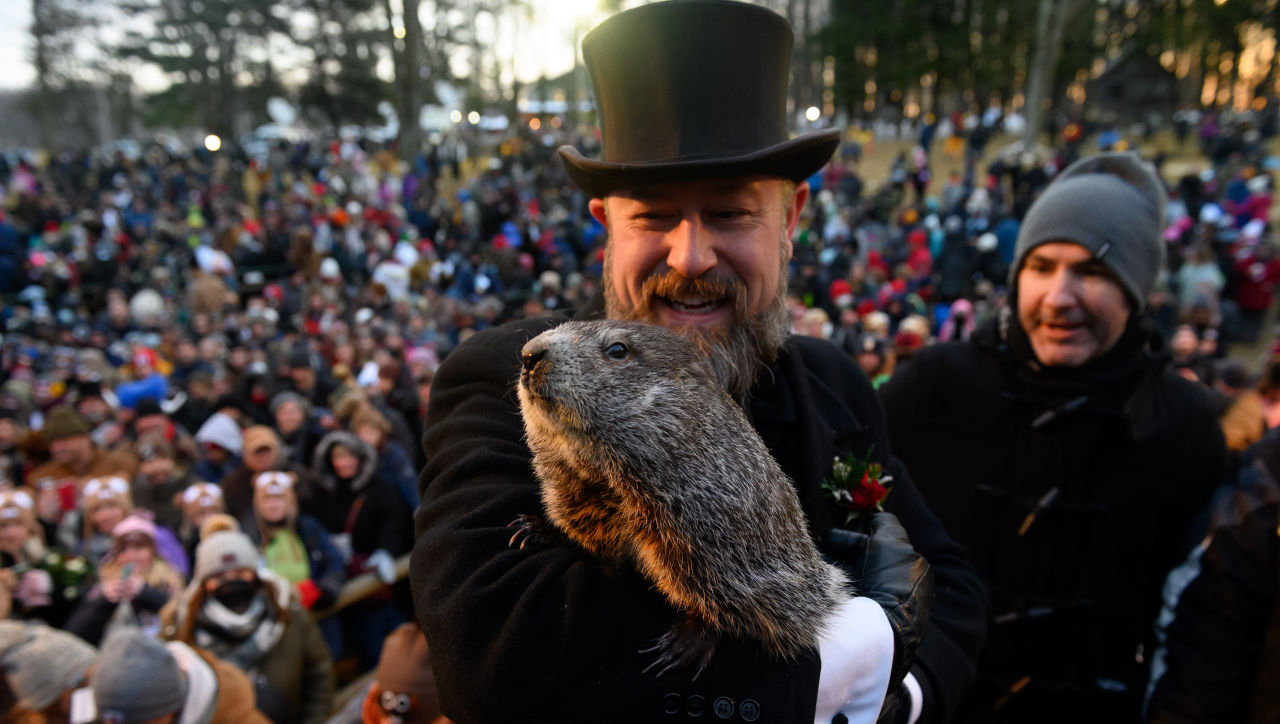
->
xmin=979 ymin=307 xmax=1169 ymax=423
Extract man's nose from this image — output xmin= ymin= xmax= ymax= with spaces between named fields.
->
xmin=1043 ymin=270 xmax=1080 ymax=308
xmin=665 ymin=220 xmax=717 ymax=279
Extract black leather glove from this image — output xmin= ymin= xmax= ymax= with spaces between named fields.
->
xmin=824 ymin=512 xmax=934 ymax=690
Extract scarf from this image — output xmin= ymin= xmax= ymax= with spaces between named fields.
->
xmin=195 ymin=592 xmax=285 ymax=670
xmin=990 ymin=306 xmax=1167 ymax=414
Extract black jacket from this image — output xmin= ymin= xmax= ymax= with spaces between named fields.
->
xmin=310 ymin=431 xmax=412 ymax=559
xmin=881 ymin=312 xmax=1227 ymax=723
xmin=411 ymin=315 xmax=987 ymax=723
xmin=1146 ymin=428 xmax=1280 ymax=724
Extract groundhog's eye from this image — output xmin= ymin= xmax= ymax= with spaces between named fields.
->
xmin=605 ymin=342 xmax=629 ymax=360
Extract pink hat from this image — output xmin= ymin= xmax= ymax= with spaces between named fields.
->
xmin=111 ymin=512 xmax=157 ymax=543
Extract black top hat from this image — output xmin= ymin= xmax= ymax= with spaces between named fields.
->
xmin=559 ymin=0 xmax=840 ymax=197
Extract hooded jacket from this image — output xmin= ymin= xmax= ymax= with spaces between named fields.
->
xmin=310 ymin=431 xmax=412 ymax=560
xmin=881 ymin=310 xmax=1227 ymax=723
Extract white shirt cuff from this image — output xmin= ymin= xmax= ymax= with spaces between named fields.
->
xmin=902 ymin=672 xmax=924 ymax=724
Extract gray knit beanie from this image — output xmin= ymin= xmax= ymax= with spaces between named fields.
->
xmin=91 ymin=631 xmax=187 ymax=723
xmin=0 ymin=620 xmax=96 ymax=712
xmin=1010 ymin=151 xmax=1167 ymax=310
xmin=193 ymin=528 xmax=261 ymax=583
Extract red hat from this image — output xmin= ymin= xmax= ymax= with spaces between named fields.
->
xmin=829 ymin=278 xmax=853 ymax=299
xmin=133 ymin=348 xmax=158 ymax=370
xmin=857 ymin=299 xmax=877 ymax=316
xmin=907 ymin=229 xmax=927 ymax=247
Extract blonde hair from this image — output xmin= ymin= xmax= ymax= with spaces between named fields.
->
xmin=80 ymin=476 xmax=134 ymax=540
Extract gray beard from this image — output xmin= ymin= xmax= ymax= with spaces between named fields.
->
xmin=603 ymin=245 xmax=791 ymax=402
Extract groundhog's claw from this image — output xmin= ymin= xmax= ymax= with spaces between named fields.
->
xmin=641 ymin=616 xmax=717 ymax=680
xmin=507 ymin=514 xmax=548 ymax=549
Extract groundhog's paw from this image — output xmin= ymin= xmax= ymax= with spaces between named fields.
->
xmin=507 ymin=513 xmax=553 ymax=549
xmin=640 ymin=614 xmax=717 ymax=680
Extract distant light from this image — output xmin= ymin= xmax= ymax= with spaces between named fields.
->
xmin=467 ymin=111 xmax=480 ymax=124
xmin=529 ymin=118 xmax=541 ymax=131
xmin=805 ymin=106 xmax=821 ymax=122
xmin=393 ymin=25 xmax=406 ymax=39
xmin=204 ymin=134 xmax=222 ymax=152
xmin=550 ymin=116 xmax=563 ymax=129
xmin=449 ymin=110 xmax=462 ymax=124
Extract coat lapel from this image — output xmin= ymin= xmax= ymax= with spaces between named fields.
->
xmin=751 ymin=341 xmax=867 ymax=539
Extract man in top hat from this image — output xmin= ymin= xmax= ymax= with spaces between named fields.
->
xmin=412 ymin=2 xmax=986 ymax=722
xmin=880 ymin=152 xmax=1227 ymax=722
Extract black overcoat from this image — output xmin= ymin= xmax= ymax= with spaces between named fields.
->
xmin=411 ymin=314 xmax=987 ymax=723
xmin=881 ymin=316 xmax=1227 ymax=723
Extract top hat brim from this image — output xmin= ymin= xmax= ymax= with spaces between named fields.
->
xmin=559 ymin=128 xmax=841 ymax=198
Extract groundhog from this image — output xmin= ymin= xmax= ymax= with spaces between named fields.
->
xmin=514 ymin=319 xmax=850 ymax=678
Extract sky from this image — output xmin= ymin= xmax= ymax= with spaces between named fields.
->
xmin=0 ymin=2 xmax=35 ymax=91
xmin=0 ymin=0 xmax=620 ymax=93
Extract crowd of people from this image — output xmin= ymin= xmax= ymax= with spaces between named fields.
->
xmin=0 ymin=16 xmax=1278 ymax=718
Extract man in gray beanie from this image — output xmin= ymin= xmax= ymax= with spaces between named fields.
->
xmin=90 ymin=629 xmax=271 ymax=724
xmin=881 ymin=151 xmax=1228 ymax=722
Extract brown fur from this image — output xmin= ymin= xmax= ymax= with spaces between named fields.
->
xmin=517 ymin=320 xmax=848 ymax=661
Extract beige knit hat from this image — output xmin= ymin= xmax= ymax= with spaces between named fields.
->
xmin=0 ymin=620 xmax=96 ymax=712
xmin=192 ymin=529 xmax=261 ymax=583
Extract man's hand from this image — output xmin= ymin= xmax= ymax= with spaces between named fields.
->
xmin=825 ymin=513 xmax=934 ymax=698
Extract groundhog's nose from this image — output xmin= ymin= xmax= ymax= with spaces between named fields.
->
xmin=521 ymin=342 xmax=547 ymax=372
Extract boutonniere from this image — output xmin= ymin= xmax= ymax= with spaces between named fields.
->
xmin=822 ymin=449 xmax=893 ymax=526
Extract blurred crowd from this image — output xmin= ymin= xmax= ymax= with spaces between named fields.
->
xmin=0 ymin=100 xmax=1277 ymax=722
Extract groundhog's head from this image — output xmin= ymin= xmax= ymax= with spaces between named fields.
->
xmin=518 ymin=320 xmax=722 ymax=445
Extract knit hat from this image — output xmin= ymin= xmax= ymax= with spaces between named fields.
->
xmin=242 ymin=425 xmax=281 ymax=455
xmin=1010 ymin=151 xmax=1167 ymax=310
xmin=112 ymin=512 xmax=158 ymax=544
xmin=192 ymin=529 xmax=260 ymax=583
xmin=350 ymin=403 xmax=391 ymax=437
xmin=91 ymin=631 xmax=187 ymax=723
xmin=0 ymin=621 xmax=96 ymax=712
xmin=269 ymin=390 xmax=311 ymax=417
xmin=42 ymin=405 xmax=91 ymax=442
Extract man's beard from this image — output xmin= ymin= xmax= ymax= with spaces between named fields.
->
xmin=603 ymin=243 xmax=791 ymax=402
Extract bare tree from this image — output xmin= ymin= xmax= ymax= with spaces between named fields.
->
xmin=1022 ymin=0 xmax=1088 ymax=145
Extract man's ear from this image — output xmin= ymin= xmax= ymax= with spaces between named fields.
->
xmin=588 ymin=198 xmax=609 ymax=228
xmin=785 ymin=182 xmax=810 ymax=242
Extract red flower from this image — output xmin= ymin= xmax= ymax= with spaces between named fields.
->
xmin=849 ymin=477 xmax=888 ymax=510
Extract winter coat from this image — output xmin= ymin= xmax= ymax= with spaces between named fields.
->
xmin=374 ymin=439 xmax=421 ymax=512
xmin=1145 ymin=428 xmax=1280 ymax=723
xmin=310 ymin=432 xmax=412 ymax=562
xmin=168 ymin=641 xmax=273 ymax=724
xmin=131 ymin=468 xmax=195 ymax=532
xmin=64 ymin=580 xmax=175 ymax=646
xmin=881 ymin=311 xmax=1227 ymax=723
xmin=27 ymin=448 xmax=138 ymax=488
xmin=162 ymin=570 xmax=334 ymax=724
xmin=411 ymin=313 xmax=988 ymax=723
xmin=244 ymin=513 xmax=346 ymax=610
